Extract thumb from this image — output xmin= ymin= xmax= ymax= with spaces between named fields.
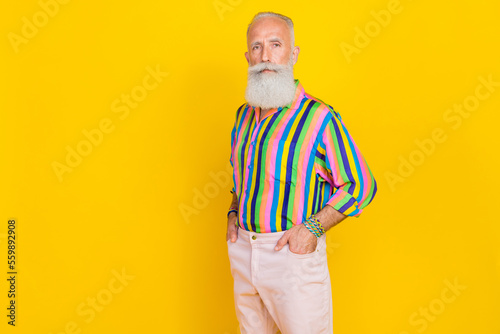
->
xmin=275 ymin=232 xmax=289 ymax=251
xmin=229 ymin=225 xmax=238 ymax=243
xmin=230 ymin=229 xmax=238 ymax=243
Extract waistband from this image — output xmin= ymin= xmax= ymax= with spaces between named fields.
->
xmin=237 ymin=226 xmax=286 ymax=244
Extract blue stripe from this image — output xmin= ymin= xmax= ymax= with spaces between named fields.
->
xmin=322 ymin=183 xmax=330 ymax=207
xmin=315 ymin=150 xmax=325 ymax=161
xmin=339 ymin=196 xmax=357 ymax=213
xmin=311 ymin=173 xmax=319 ymax=215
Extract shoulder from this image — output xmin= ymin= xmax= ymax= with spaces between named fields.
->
xmin=302 ymin=91 xmax=343 ymax=122
xmin=235 ymin=102 xmax=250 ymax=119
xmin=237 ymin=102 xmax=248 ymax=112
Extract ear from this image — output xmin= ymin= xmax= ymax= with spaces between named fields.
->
xmin=292 ymin=46 xmax=300 ymax=65
xmin=244 ymin=51 xmax=250 ymax=64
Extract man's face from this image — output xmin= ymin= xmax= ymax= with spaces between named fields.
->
xmin=244 ymin=15 xmax=300 ymax=109
xmin=245 ymin=16 xmax=299 ymax=68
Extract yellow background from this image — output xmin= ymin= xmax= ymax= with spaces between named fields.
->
xmin=1 ymin=0 xmax=499 ymax=333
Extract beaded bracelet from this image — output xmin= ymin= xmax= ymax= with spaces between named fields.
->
xmin=308 ymin=214 xmax=325 ymax=234
xmin=303 ymin=214 xmax=325 ymax=237
xmin=227 ymin=206 xmax=238 ymax=218
xmin=303 ymin=220 xmax=321 ymax=237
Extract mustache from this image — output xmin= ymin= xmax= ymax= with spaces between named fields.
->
xmin=248 ymin=62 xmax=289 ymax=75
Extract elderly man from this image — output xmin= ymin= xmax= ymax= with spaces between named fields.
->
xmin=226 ymin=12 xmax=377 ymax=334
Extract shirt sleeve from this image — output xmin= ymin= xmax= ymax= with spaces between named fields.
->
xmin=229 ymin=121 xmax=236 ymax=193
xmin=315 ymin=110 xmax=377 ymax=217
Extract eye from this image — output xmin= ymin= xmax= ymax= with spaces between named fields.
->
xmin=252 ymin=45 xmax=260 ymax=51
xmin=272 ymin=43 xmax=280 ymax=47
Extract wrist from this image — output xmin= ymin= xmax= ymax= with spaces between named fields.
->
xmin=227 ymin=206 xmax=238 ymax=218
xmin=302 ymin=221 xmax=320 ymax=238
xmin=302 ymin=214 xmax=325 ymax=238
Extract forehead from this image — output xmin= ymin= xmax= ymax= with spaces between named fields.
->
xmin=247 ymin=17 xmax=291 ymax=43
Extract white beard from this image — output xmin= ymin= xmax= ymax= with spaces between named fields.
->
xmin=245 ymin=57 xmax=296 ymax=109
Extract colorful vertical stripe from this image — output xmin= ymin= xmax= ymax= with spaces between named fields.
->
xmin=230 ymin=80 xmax=377 ymax=233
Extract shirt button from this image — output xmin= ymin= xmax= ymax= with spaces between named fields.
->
xmin=252 ymin=235 xmax=257 ymax=240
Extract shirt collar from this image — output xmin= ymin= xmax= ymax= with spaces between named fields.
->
xmin=285 ymin=79 xmax=304 ymax=110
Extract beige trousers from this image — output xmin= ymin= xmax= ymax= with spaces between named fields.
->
xmin=227 ymin=226 xmax=333 ymax=334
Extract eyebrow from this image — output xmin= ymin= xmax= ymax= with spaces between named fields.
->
xmin=269 ymin=38 xmax=284 ymax=43
xmin=250 ymin=37 xmax=284 ymax=47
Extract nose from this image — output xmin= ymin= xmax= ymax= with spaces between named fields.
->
xmin=261 ymin=44 xmax=270 ymax=63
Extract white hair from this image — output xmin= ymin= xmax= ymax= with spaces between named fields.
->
xmin=247 ymin=12 xmax=295 ymax=47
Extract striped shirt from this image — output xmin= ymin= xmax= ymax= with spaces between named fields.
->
xmin=230 ymin=80 xmax=377 ymax=233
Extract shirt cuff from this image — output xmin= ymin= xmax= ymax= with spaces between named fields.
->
xmin=326 ymin=188 xmax=362 ymax=217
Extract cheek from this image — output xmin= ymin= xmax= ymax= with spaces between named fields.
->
xmin=250 ymin=53 xmax=261 ymax=65
xmin=275 ymin=49 xmax=290 ymax=64
xmin=277 ymin=53 xmax=289 ymax=65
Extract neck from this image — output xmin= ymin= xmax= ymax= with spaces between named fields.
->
xmin=259 ymin=107 xmax=271 ymax=119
